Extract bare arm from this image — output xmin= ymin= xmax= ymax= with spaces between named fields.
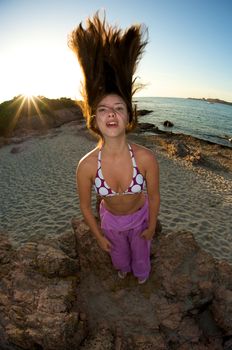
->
xmin=76 ymin=159 xmax=112 ymax=252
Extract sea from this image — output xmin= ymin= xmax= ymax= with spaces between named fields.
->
xmin=135 ymin=97 xmax=232 ymax=148
xmin=0 ymin=97 xmax=231 ymax=246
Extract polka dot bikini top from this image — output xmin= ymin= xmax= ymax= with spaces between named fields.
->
xmin=94 ymin=144 xmax=146 ymax=197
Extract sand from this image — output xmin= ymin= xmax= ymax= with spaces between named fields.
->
xmin=0 ymin=121 xmax=231 ymax=264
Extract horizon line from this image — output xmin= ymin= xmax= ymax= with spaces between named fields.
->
xmin=1 ymin=94 xmax=232 ymax=105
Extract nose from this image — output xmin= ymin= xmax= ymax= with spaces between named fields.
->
xmin=107 ymin=107 xmax=116 ymax=116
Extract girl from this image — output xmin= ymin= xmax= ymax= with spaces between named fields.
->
xmin=69 ymin=13 xmax=160 ymax=284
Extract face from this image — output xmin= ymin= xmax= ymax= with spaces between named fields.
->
xmin=95 ymin=94 xmax=129 ymax=137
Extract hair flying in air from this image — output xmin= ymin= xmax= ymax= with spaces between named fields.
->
xmin=68 ymin=12 xmax=148 ymax=136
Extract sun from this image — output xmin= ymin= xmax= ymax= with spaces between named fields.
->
xmin=6 ymin=94 xmax=48 ymax=136
xmin=22 ymin=91 xmax=36 ymax=101
xmin=21 ymin=84 xmax=41 ymax=100
xmin=23 ymin=93 xmax=34 ymax=100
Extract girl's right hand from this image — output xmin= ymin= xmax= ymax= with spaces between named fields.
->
xmin=98 ymin=236 xmax=112 ymax=252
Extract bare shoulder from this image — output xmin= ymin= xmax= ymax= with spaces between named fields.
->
xmin=131 ymin=142 xmax=158 ymax=165
xmin=77 ymin=147 xmax=99 ymax=176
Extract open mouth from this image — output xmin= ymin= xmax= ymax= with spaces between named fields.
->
xmin=106 ymin=121 xmax=118 ymax=127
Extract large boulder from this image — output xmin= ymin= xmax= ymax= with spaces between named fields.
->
xmin=1 ymin=221 xmax=232 ymax=350
xmin=163 ymin=120 xmax=174 ymax=127
xmin=0 ymin=232 xmax=87 ymax=350
xmin=71 ymin=219 xmax=232 ymax=350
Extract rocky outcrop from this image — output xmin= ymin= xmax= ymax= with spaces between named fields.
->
xmin=166 ymin=140 xmax=202 ymax=164
xmin=188 ymin=97 xmax=232 ymax=107
xmin=0 ymin=231 xmax=87 ymax=350
xmin=1 ymin=220 xmax=232 ymax=350
xmin=163 ymin=120 xmax=174 ymax=127
xmin=72 ymin=219 xmax=232 ymax=350
xmin=14 ymin=107 xmax=83 ymax=133
xmin=0 ymin=106 xmax=84 ymax=149
xmin=136 ymin=122 xmax=160 ymax=133
xmin=137 ymin=109 xmax=153 ymax=116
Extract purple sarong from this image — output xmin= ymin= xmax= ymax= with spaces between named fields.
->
xmin=100 ymin=197 xmax=151 ymax=280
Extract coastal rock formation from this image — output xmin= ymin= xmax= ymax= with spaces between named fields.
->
xmin=1 ymin=220 xmax=232 ymax=349
xmin=0 ymin=106 xmax=82 ymax=141
xmin=0 ymin=232 xmax=87 ymax=350
xmin=0 ymin=106 xmax=84 ymax=149
xmin=137 ymin=109 xmax=153 ymax=116
xmin=188 ymin=97 xmax=232 ymax=107
xmin=14 ymin=107 xmax=83 ymax=133
xmin=163 ymin=120 xmax=174 ymax=127
xmin=71 ymin=220 xmax=232 ymax=349
xmin=136 ymin=122 xmax=160 ymax=133
xmin=166 ymin=140 xmax=202 ymax=164
xmin=145 ymin=132 xmax=232 ymax=172
xmin=72 ymin=219 xmax=232 ymax=350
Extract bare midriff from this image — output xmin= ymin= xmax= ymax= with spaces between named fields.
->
xmin=101 ymin=192 xmax=146 ymax=215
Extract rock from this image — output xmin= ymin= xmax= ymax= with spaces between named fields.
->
xmin=166 ymin=141 xmax=190 ymax=157
xmin=136 ymin=122 xmax=159 ymax=133
xmin=71 ymin=219 xmax=232 ymax=349
xmin=1 ymin=221 xmax=232 ymax=349
xmin=211 ymin=260 xmax=232 ymax=335
xmin=71 ymin=218 xmax=112 ymax=276
xmin=1 ymin=107 xmax=83 ymax=142
xmin=163 ymin=120 xmax=174 ymax=127
xmin=14 ymin=107 xmax=83 ymax=132
xmin=79 ymin=324 xmax=114 ymax=349
xmin=0 ymin=232 xmax=87 ymax=350
xmin=10 ymin=146 xmax=25 ymax=154
xmin=137 ymin=109 xmax=153 ymax=116
xmin=166 ymin=141 xmax=202 ymax=164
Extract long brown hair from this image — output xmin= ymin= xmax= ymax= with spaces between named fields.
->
xmin=68 ymin=12 xmax=148 ymax=140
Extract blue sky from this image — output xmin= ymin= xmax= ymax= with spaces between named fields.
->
xmin=0 ymin=0 xmax=232 ymax=102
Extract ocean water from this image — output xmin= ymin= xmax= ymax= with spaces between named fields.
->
xmin=135 ymin=97 xmax=232 ymax=148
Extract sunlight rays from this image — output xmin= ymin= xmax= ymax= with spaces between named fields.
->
xmin=30 ymin=96 xmax=47 ymax=127
xmin=9 ymin=95 xmax=27 ymax=133
xmin=8 ymin=94 xmax=48 ymax=134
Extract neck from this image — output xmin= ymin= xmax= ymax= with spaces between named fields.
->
xmin=102 ymin=135 xmax=128 ymax=155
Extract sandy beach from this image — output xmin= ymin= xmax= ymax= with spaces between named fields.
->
xmin=0 ymin=121 xmax=231 ymax=264
xmin=129 ymin=131 xmax=232 ymax=263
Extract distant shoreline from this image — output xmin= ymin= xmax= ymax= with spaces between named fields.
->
xmin=1 ymin=96 xmax=231 ymax=149
xmin=188 ymin=97 xmax=232 ymax=106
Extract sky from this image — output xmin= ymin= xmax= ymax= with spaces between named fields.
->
xmin=0 ymin=0 xmax=232 ymax=103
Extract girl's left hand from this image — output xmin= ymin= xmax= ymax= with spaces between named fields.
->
xmin=140 ymin=228 xmax=154 ymax=241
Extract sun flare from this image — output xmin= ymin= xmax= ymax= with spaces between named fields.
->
xmin=23 ymin=93 xmax=34 ymax=100
xmin=5 ymin=94 xmax=48 ymax=136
